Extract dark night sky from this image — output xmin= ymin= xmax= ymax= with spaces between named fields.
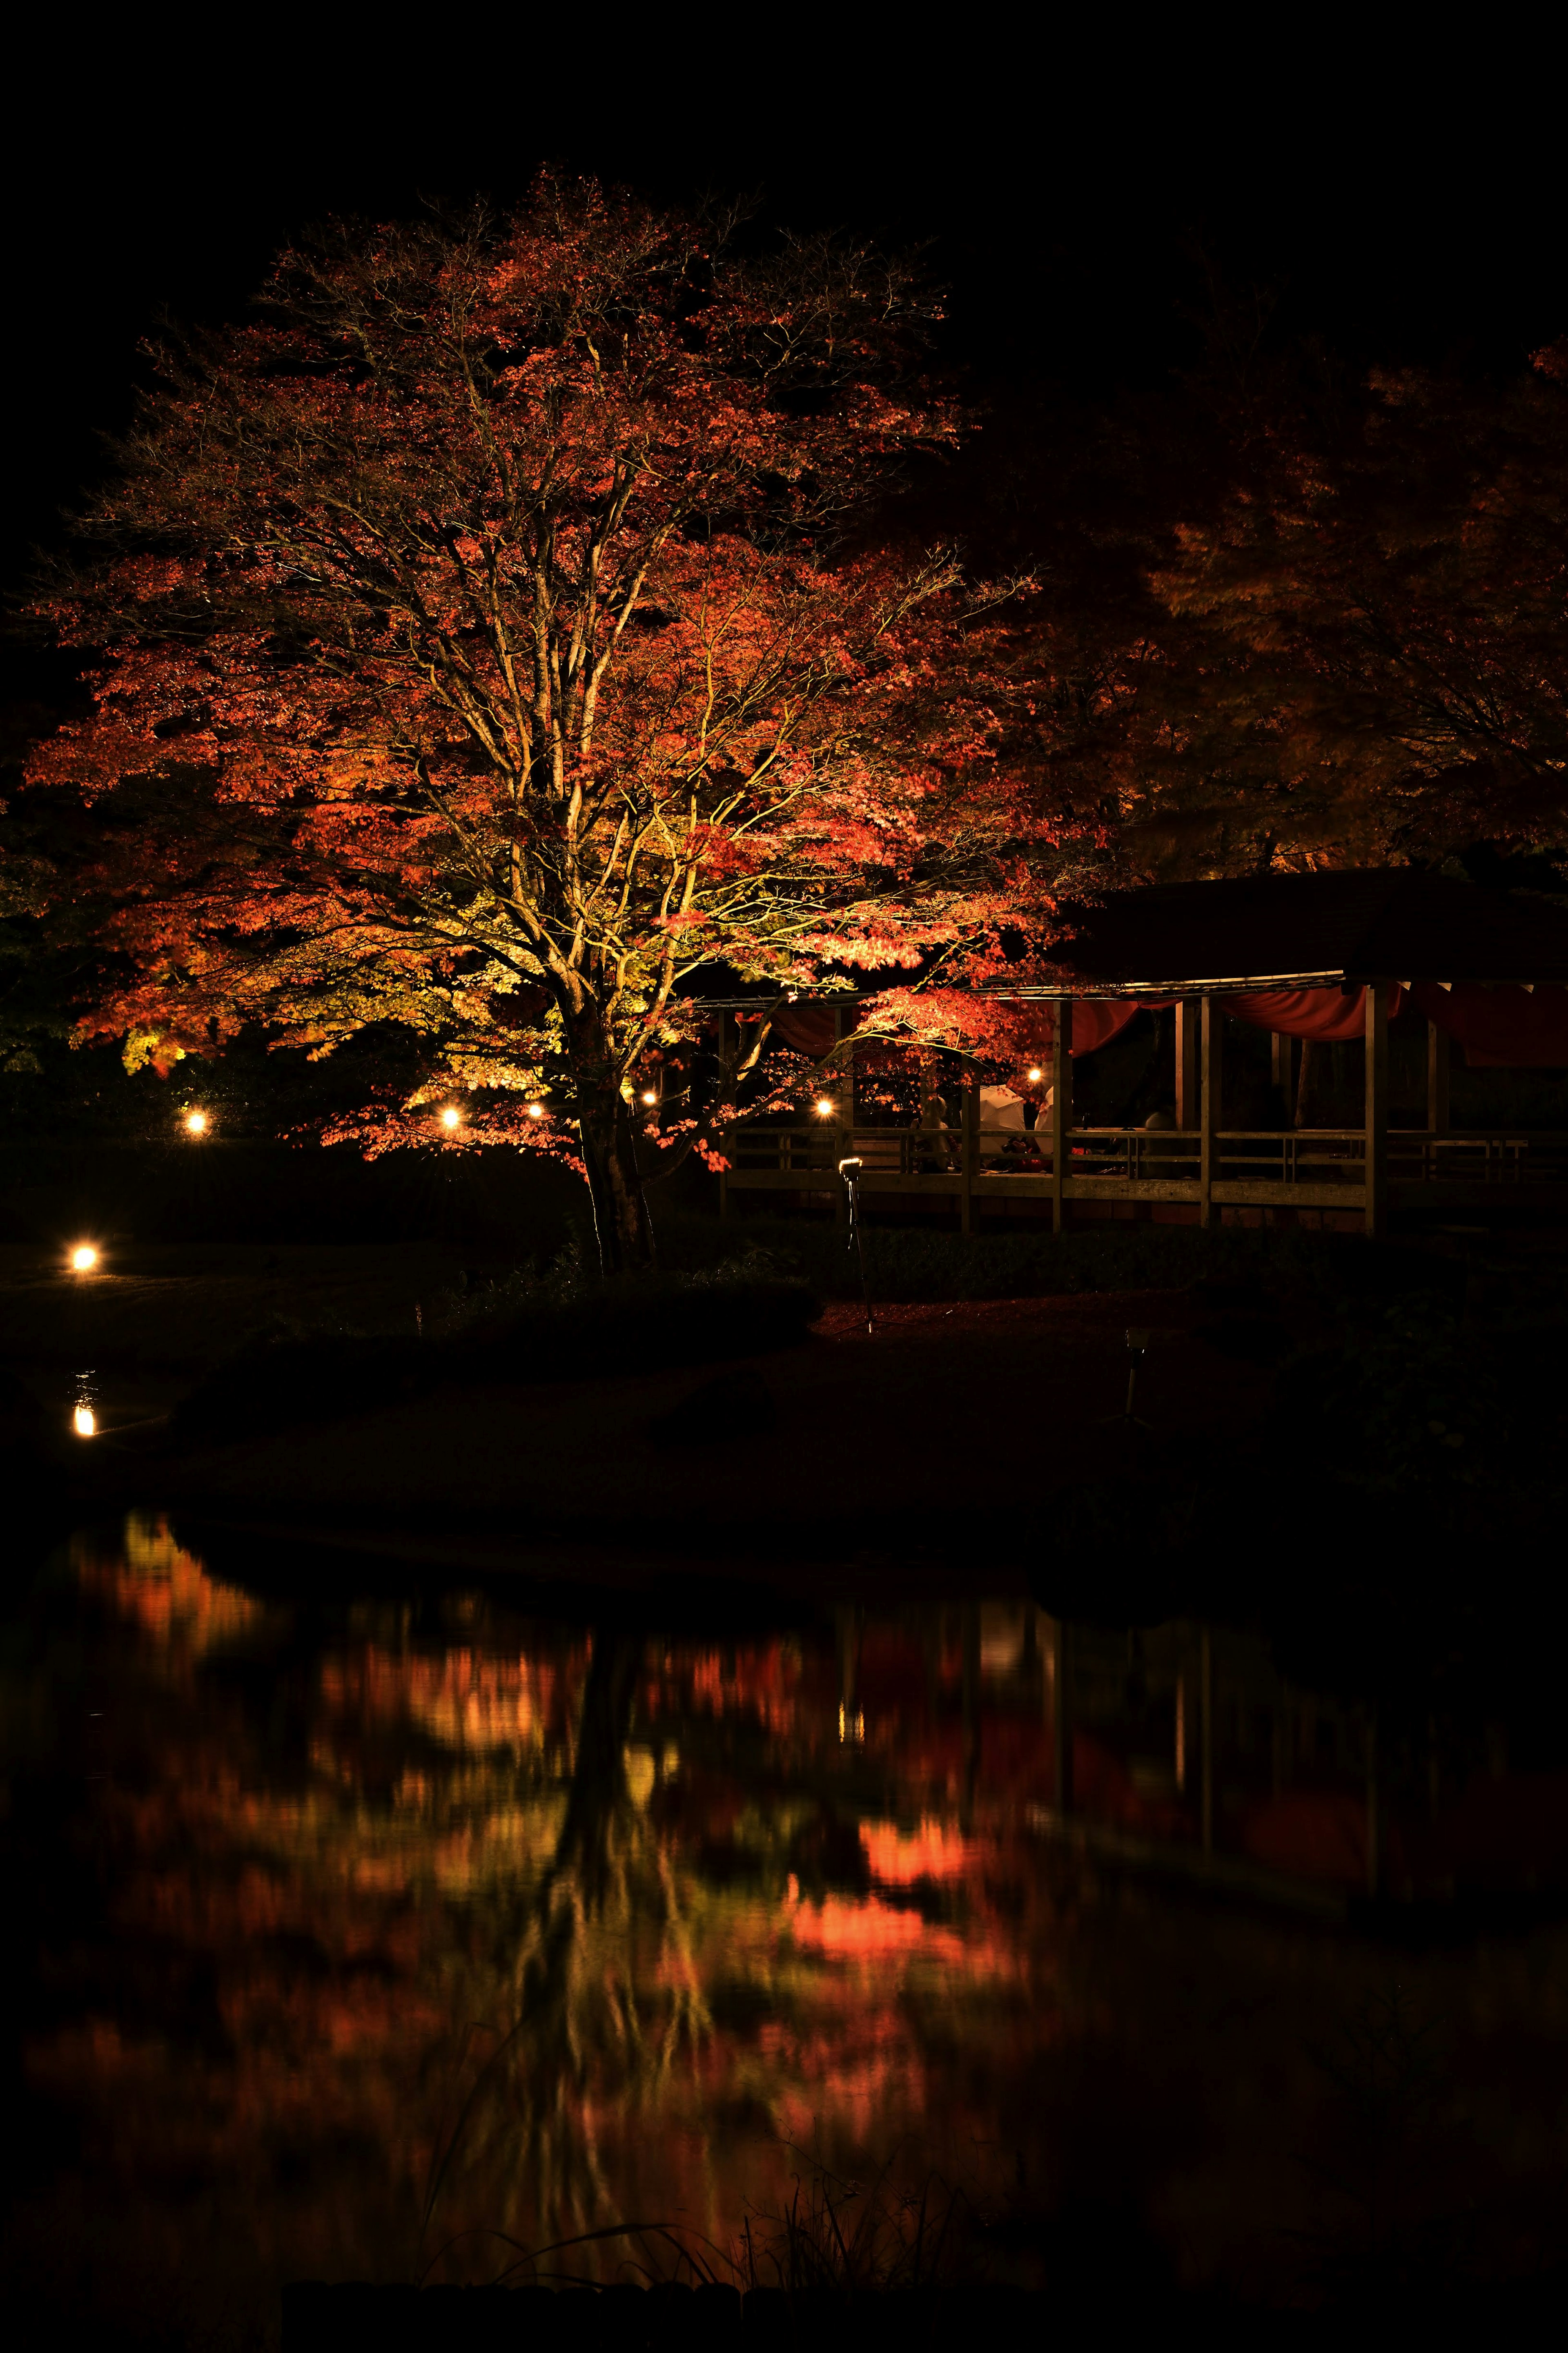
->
xmin=4 ymin=25 xmax=1564 ymax=609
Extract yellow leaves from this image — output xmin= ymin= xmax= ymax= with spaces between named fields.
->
xmin=122 ymin=1027 xmax=184 ymax=1075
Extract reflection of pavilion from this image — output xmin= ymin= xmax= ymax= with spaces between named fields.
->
xmin=713 ymin=870 xmax=1568 ymax=1237
xmin=837 ymin=1600 xmax=1566 ymax=1920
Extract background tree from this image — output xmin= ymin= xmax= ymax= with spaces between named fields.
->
xmin=27 ymin=181 xmax=1052 ymax=1271
xmin=1153 ymin=343 xmax=1568 ymax=868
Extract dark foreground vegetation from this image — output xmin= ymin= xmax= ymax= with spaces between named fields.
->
xmin=3 ymin=1212 xmax=1564 ymax=1608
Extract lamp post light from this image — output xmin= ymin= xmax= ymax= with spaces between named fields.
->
xmin=183 ymin=1109 xmax=208 ymax=1136
xmin=69 ymin=1245 xmax=99 ymax=1275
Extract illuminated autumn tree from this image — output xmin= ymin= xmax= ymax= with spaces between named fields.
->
xmin=29 ymin=181 xmax=1052 ymax=1270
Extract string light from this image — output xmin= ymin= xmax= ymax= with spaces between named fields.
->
xmin=70 ymin=1246 xmax=98 ymax=1274
xmin=440 ymin=1106 xmax=461 ymax=1131
xmin=73 ymin=1404 xmax=96 ymax=1438
xmin=184 ymin=1109 xmax=208 ymax=1135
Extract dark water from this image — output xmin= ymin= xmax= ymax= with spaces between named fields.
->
xmin=6 ymin=1516 xmax=1568 ymax=2344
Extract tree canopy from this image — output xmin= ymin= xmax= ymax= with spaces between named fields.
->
xmin=26 ymin=181 xmax=1062 ymax=1267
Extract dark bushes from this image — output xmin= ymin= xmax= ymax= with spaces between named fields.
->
xmin=166 ymin=1270 xmax=821 ymax=1446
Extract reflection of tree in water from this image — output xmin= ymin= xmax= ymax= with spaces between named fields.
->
xmin=423 ymin=1629 xmax=710 ymax=2276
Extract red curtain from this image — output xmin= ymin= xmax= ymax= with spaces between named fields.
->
xmin=1054 ymin=1000 xmax=1144 ymax=1056
xmin=765 ymin=999 xmax=1145 ymax=1060
xmin=1227 ymin=983 xmax=1403 ymax=1041
xmin=764 ymin=1005 xmax=840 ymax=1057
xmin=1412 ymin=981 xmax=1568 ymax=1067
xmin=765 ymin=984 xmax=1442 ymax=1060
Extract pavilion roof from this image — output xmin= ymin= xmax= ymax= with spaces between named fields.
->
xmin=1017 ymin=868 xmax=1568 ymax=996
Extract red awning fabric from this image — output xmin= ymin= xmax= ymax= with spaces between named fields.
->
xmin=767 ymin=999 xmax=1145 ymax=1061
xmin=768 ymin=982 xmax=1427 ymax=1059
xmin=1228 ymin=984 xmax=1403 ymax=1042
xmin=1412 ymin=981 xmax=1568 ymax=1067
xmin=765 ymin=1004 xmax=840 ymax=1057
xmin=1054 ymin=1000 xmax=1143 ymax=1055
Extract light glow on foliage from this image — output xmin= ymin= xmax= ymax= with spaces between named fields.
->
xmin=31 ymin=179 xmax=1082 ymax=1271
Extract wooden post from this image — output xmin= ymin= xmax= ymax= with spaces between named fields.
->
xmin=960 ymin=1061 xmax=978 ymax=1234
xmin=1050 ymin=996 xmax=1073 ymax=1235
xmin=1199 ymin=994 xmax=1220 ymax=1229
xmin=1213 ymin=1628 xmax=1222 ymax=1844
xmin=1052 ymin=1617 xmax=1072 ymax=1813
xmin=1272 ymin=1029 xmax=1293 ymax=1116
xmin=1427 ymin=1018 xmax=1450 ymax=1136
xmin=1365 ymin=981 xmax=1388 ymax=1241
xmin=1176 ymin=999 xmax=1198 ymax=1130
xmin=834 ymin=1006 xmax=852 ymax=1226
xmin=717 ymin=1008 xmax=733 ymax=1218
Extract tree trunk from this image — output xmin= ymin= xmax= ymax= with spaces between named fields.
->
xmin=576 ymin=1080 xmax=655 ymax=1276
xmin=564 ymin=1001 xmax=655 ymax=1275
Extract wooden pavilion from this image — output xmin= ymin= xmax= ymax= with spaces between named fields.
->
xmin=710 ymin=870 xmax=1568 ymax=1237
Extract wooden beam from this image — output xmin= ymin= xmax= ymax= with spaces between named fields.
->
xmin=1176 ymin=999 xmax=1198 ymax=1130
xmin=1051 ymin=997 xmax=1073 ymax=1234
xmin=1365 ymin=981 xmax=1389 ymax=1240
xmin=1427 ymin=1018 xmax=1450 ymax=1136
xmin=1199 ymin=994 xmax=1220 ymax=1229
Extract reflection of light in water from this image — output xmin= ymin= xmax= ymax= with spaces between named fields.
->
xmin=71 ymin=1245 xmax=98 ymax=1273
xmin=838 ymin=1701 xmax=865 ymax=1744
xmin=73 ymin=1404 xmax=96 ymax=1438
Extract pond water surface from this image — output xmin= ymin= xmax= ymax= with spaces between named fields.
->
xmin=6 ymin=1514 xmax=1568 ymax=2344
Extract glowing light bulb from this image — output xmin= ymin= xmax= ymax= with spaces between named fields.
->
xmin=527 ymin=1103 xmax=543 ymax=1119
xmin=815 ymin=1098 xmax=835 ymax=1117
xmin=184 ymin=1109 xmax=208 ymax=1135
xmin=71 ymin=1246 xmax=98 ymax=1274
xmin=1027 ymin=1066 xmax=1043 ymax=1082
xmin=73 ymin=1404 xmax=96 ymax=1438
xmin=641 ymin=1090 xmax=657 ymax=1106
xmin=440 ymin=1106 xmax=461 ymax=1131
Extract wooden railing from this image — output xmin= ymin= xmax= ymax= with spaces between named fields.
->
xmin=719 ymin=1120 xmax=1568 ymax=1224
